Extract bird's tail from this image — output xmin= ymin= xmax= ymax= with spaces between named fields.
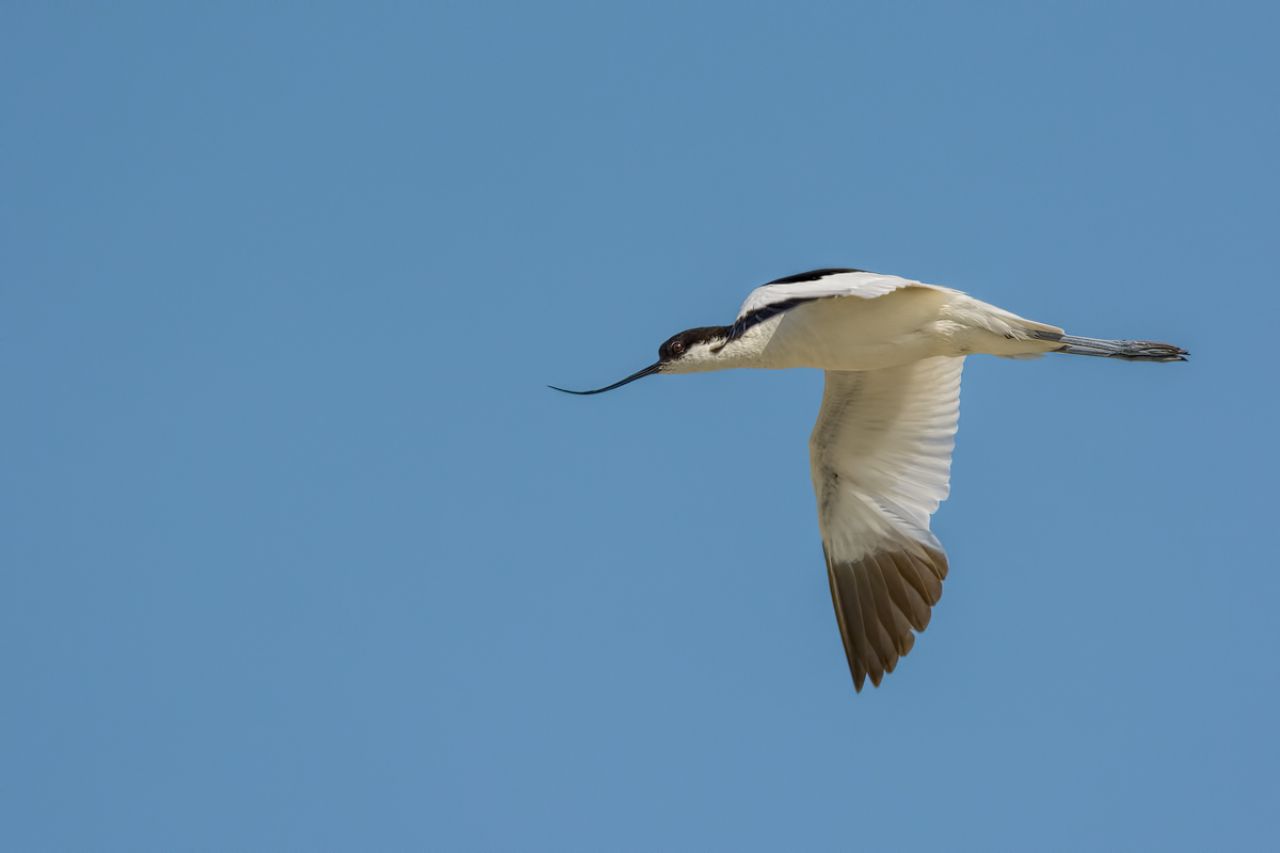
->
xmin=1031 ymin=331 xmax=1189 ymax=363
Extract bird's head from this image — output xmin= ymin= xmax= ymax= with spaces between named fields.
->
xmin=549 ymin=325 xmax=731 ymax=395
xmin=656 ymin=326 xmax=733 ymax=374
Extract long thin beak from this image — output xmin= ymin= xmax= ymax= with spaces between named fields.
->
xmin=548 ymin=362 xmax=662 ymax=395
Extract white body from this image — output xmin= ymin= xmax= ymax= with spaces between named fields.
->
xmin=671 ymin=271 xmax=1064 ymax=374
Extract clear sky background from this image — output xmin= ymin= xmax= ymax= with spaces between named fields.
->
xmin=3 ymin=2 xmax=1277 ymax=850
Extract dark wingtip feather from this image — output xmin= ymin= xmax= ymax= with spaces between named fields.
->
xmin=826 ymin=544 xmax=948 ymax=694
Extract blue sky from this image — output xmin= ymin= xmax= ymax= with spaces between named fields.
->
xmin=3 ymin=1 xmax=1277 ymax=850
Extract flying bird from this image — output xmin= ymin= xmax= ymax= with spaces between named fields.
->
xmin=552 ymin=268 xmax=1187 ymax=692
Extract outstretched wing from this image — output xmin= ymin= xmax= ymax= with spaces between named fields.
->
xmin=809 ymin=356 xmax=965 ymax=692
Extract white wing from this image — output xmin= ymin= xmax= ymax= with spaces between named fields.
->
xmin=809 ymin=356 xmax=964 ymax=691
xmin=736 ymin=269 xmax=953 ymax=322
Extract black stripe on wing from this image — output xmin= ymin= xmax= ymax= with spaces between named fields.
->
xmin=721 ymin=296 xmax=812 ymax=345
xmin=718 ymin=268 xmax=866 ymax=348
xmin=766 ymin=267 xmax=863 ymax=285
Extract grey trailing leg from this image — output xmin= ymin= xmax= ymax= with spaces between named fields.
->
xmin=1030 ymin=331 xmax=1189 ymax=362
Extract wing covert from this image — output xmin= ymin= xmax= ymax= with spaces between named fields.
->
xmin=736 ymin=269 xmax=947 ymax=322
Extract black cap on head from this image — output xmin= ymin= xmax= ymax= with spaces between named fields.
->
xmin=658 ymin=325 xmax=730 ymax=362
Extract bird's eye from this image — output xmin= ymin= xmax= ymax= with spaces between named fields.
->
xmin=670 ymin=340 xmax=685 ymax=355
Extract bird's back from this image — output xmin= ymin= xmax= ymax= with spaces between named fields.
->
xmin=747 ymin=286 xmax=959 ymax=371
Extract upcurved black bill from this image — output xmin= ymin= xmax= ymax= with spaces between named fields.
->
xmin=548 ymin=362 xmax=661 ymax=395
